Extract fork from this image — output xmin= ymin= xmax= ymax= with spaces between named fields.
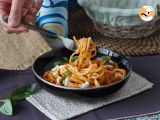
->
xmin=2 ymin=16 xmax=77 ymax=51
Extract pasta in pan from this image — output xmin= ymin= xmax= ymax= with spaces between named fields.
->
xmin=43 ymin=37 xmax=126 ymax=88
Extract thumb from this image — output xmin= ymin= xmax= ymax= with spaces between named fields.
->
xmin=8 ymin=0 xmax=25 ymax=27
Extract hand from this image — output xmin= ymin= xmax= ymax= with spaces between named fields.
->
xmin=0 ymin=0 xmax=43 ymax=34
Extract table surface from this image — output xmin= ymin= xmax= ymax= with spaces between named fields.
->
xmin=0 ymin=55 xmax=160 ymax=120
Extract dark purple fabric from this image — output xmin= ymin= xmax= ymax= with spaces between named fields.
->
xmin=0 ymin=55 xmax=160 ymax=120
xmin=0 ymin=70 xmax=49 ymax=120
xmin=73 ymin=55 xmax=160 ymax=120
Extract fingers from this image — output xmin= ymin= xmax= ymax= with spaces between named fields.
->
xmin=0 ymin=15 xmax=28 ymax=34
xmin=24 ymin=15 xmax=34 ymax=23
xmin=22 ymin=8 xmax=29 ymax=17
xmin=33 ymin=0 xmax=43 ymax=15
xmin=0 ymin=2 xmax=10 ymax=21
xmin=0 ymin=0 xmax=42 ymax=34
xmin=8 ymin=0 xmax=25 ymax=27
xmin=3 ymin=24 xmax=29 ymax=34
xmin=22 ymin=0 xmax=34 ymax=17
xmin=24 ymin=0 xmax=43 ymax=23
xmin=0 ymin=0 xmax=28 ymax=34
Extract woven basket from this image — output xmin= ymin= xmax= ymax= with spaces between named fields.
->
xmin=78 ymin=0 xmax=160 ymax=39
xmin=94 ymin=21 xmax=159 ymax=39
xmin=68 ymin=8 xmax=160 ymax=56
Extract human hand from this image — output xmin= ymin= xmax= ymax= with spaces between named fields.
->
xmin=0 ymin=0 xmax=43 ymax=34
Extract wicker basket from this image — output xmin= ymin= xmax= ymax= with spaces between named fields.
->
xmin=78 ymin=0 xmax=160 ymax=39
xmin=94 ymin=21 xmax=159 ymax=39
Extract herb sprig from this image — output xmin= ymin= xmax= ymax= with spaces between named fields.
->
xmin=65 ymin=70 xmax=72 ymax=76
xmin=0 ymin=83 xmax=36 ymax=116
xmin=101 ymin=56 xmax=110 ymax=62
xmin=72 ymin=55 xmax=78 ymax=62
xmin=54 ymin=57 xmax=69 ymax=66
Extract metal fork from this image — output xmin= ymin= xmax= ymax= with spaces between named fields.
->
xmin=3 ymin=16 xmax=77 ymax=51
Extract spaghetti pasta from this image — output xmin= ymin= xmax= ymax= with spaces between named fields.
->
xmin=43 ymin=37 xmax=126 ymax=88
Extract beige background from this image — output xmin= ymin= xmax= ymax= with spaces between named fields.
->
xmin=0 ymin=25 xmax=51 ymax=70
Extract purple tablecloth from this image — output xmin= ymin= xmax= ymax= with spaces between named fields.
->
xmin=0 ymin=55 xmax=160 ymax=120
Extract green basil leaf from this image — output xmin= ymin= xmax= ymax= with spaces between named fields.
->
xmin=61 ymin=77 xmax=66 ymax=81
xmin=65 ymin=70 xmax=72 ymax=76
xmin=10 ymin=83 xmax=36 ymax=101
xmin=54 ymin=61 xmax=63 ymax=66
xmin=53 ymin=57 xmax=68 ymax=66
xmin=72 ymin=56 xmax=78 ymax=62
xmin=63 ymin=57 xmax=68 ymax=62
xmin=102 ymin=56 xmax=110 ymax=62
xmin=0 ymin=99 xmax=13 ymax=115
